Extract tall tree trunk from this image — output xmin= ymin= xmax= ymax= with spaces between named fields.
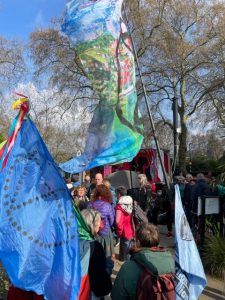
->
xmin=178 ymin=70 xmax=187 ymax=174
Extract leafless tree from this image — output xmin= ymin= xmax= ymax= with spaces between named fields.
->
xmin=0 ymin=36 xmax=25 ymax=94
xmin=125 ymin=0 xmax=225 ymax=172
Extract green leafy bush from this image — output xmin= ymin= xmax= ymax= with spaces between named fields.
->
xmin=202 ymin=236 xmax=225 ymax=279
xmin=0 ymin=265 xmax=9 ymax=298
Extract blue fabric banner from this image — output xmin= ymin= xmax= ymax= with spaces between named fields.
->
xmin=175 ymin=185 xmax=207 ymax=300
xmin=0 ymin=116 xmax=81 ymax=299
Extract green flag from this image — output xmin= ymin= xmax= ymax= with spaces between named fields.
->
xmin=73 ymin=205 xmax=93 ymax=241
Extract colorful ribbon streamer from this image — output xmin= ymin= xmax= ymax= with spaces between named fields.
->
xmin=0 ymin=96 xmax=29 ymax=171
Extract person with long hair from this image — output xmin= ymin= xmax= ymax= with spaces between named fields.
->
xmin=137 ymin=174 xmax=152 ymax=212
xmin=79 ymin=208 xmax=112 ymax=299
xmin=87 ymin=184 xmax=115 ymax=267
xmin=103 ymin=178 xmax=117 ymax=208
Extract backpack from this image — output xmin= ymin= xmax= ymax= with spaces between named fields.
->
xmin=133 ymin=256 xmax=175 ymax=300
xmin=89 ymin=202 xmax=105 ymax=230
xmin=133 ymin=200 xmax=148 ymax=226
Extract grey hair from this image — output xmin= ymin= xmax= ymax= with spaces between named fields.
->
xmin=80 ymin=208 xmax=101 ymax=236
xmin=186 ymin=174 xmax=193 ymax=181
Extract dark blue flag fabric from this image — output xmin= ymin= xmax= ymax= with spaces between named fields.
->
xmin=175 ymin=185 xmax=207 ymax=300
xmin=0 ymin=109 xmax=81 ymax=299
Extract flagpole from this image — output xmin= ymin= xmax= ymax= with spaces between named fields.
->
xmin=171 ymin=96 xmax=179 ymax=175
xmin=123 ymin=6 xmax=171 ymax=191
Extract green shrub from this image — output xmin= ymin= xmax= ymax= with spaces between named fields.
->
xmin=0 ymin=265 xmax=9 ymax=299
xmin=202 ymin=235 xmax=225 ymax=279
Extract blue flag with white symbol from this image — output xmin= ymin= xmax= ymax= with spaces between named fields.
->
xmin=175 ymin=185 xmax=207 ymax=300
xmin=0 ymin=114 xmax=81 ymax=299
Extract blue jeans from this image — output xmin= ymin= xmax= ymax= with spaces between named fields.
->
xmin=119 ymin=237 xmax=134 ymax=261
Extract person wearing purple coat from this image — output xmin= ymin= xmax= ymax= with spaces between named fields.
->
xmin=88 ymin=184 xmax=115 ymax=263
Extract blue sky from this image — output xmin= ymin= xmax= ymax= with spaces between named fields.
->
xmin=0 ymin=0 xmax=67 ymax=40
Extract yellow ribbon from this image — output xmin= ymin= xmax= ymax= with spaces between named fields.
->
xmin=12 ymin=98 xmax=28 ymax=110
xmin=0 ymin=140 xmax=6 ymax=150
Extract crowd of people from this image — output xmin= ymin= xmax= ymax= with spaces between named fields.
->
xmin=175 ymin=172 xmax=225 ymax=239
xmin=64 ymin=172 xmax=176 ymax=299
xmin=67 ymin=172 xmax=160 ymax=263
xmin=7 ymin=170 xmax=225 ymax=299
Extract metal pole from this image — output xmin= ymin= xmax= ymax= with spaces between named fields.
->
xmin=123 ymin=6 xmax=170 ymax=191
xmin=200 ymin=196 xmax=206 ymax=247
xmin=172 ymin=97 xmax=179 ymax=175
xmin=79 ymin=172 xmax=83 ymax=184
xmin=219 ymin=197 xmax=223 ymax=237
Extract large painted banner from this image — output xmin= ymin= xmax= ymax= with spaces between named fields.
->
xmin=60 ymin=0 xmax=143 ymax=173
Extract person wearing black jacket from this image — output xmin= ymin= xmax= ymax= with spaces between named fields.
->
xmin=161 ymin=183 xmax=174 ymax=237
xmin=137 ymin=174 xmax=152 ymax=213
xmin=183 ymin=174 xmax=195 ymax=225
xmin=190 ymin=173 xmax=211 ymax=213
xmin=190 ymin=173 xmax=212 ymax=230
